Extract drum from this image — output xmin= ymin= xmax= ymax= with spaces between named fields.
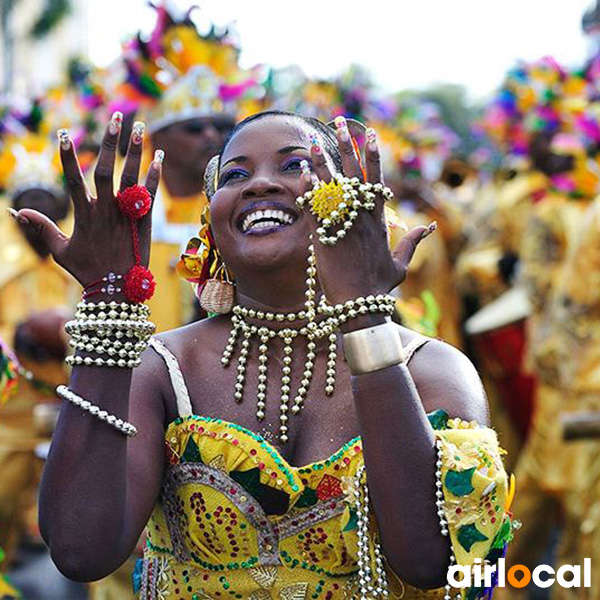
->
xmin=465 ymin=287 xmax=536 ymax=439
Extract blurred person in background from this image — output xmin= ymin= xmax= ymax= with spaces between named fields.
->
xmin=0 ymin=125 xmax=77 ymax=565
xmin=111 ymin=3 xmax=262 ymax=333
xmin=495 ymin=71 xmax=600 ymax=598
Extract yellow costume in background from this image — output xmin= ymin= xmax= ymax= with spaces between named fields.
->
xmin=495 ymin=171 xmax=548 ymax=259
xmin=134 ymin=337 xmax=514 ymax=600
xmin=498 ymin=190 xmax=591 ymax=599
xmin=454 ymin=174 xmax=529 ymax=469
xmin=454 ymin=178 xmax=508 ymax=311
xmin=396 ymin=207 xmax=463 ymax=349
xmin=549 ymin=196 xmax=600 ymax=599
xmin=0 ymin=210 xmax=77 ymax=562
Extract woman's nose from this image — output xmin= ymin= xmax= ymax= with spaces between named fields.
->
xmin=241 ymin=174 xmax=284 ymax=198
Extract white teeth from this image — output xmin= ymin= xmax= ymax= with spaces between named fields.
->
xmin=241 ymin=208 xmax=295 ymax=233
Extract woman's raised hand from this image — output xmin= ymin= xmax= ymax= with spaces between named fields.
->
xmin=11 ymin=113 xmax=162 ymax=288
xmin=300 ymin=116 xmax=435 ymax=306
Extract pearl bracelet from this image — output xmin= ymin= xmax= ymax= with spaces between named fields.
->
xmin=66 ymin=301 xmax=155 ymax=369
xmin=76 ymin=300 xmax=150 ymax=315
xmin=66 ymin=319 xmax=155 ymax=336
xmin=56 ymin=385 xmax=137 ymax=437
xmin=65 ymin=355 xmax=141 ymax=369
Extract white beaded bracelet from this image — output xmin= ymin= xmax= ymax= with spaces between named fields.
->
xmin=65 ymin=355 xmax=141 ymax=369
xmin=436 ymin=438 xmax=458 ymax=600
xmin=56 ymin=385 xmax=137 ymax=437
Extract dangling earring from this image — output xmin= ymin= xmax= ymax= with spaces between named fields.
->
xmin=199 ymin=263 xmax=235 ymax=314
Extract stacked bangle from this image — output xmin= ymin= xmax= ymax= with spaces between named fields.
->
xmin=65 ymin=301 xmax=155 ymax=369
xmin=56 ymin=385 xmax=137 ymax=437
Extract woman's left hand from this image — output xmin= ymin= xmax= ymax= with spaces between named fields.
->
xmin=300 ymin=117 xmax=435 ymax=306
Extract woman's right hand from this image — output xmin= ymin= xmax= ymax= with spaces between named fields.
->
xmin=12 ymin=113 xmax=162 ymax=288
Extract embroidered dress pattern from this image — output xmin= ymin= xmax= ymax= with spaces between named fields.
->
xmin=134 ymin=340 xmax=514 ymax=599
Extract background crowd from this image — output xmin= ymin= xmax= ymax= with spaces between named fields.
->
xmin=3 ymin=1 xmax=600 ymax=598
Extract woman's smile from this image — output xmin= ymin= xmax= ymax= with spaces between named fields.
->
xmin=237 ymin=200 xmax=299 ymax=236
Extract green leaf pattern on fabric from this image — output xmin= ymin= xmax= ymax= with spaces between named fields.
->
xmin=445 ymin=467 xmax=476 ymax=496
xmin=457 ymin=523 xmax=489 ymax=552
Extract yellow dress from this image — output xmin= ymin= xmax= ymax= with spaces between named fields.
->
xmin=133 ymin=338 xmax=514 ymax=599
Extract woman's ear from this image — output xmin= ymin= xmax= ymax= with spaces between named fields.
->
xmin=204 ymin=155 xmax=220 ymax=198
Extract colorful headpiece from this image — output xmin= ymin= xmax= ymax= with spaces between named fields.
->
xmin=114 ymin=2 xmax=264 ymax=133
xmin=0 ymin=99 xmax=63 ymax=198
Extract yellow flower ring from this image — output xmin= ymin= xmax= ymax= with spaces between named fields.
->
xmin=309 ymin=178 xmax=350 ymax=223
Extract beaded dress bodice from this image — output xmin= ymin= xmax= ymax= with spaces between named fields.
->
xmin=134 ymin=337 xmax=513 ymax=600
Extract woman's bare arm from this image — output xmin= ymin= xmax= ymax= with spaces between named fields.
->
xmin=39 ymin=349 xmax=167 ymax=581
xmin=15 ymin=114 xmax=166 ymax=581
xmin=351 ymin=336 xmax=488 ymax=589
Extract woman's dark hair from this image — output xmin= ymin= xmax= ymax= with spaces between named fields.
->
xmin=205 ymin=111 xmax=343 ymax=197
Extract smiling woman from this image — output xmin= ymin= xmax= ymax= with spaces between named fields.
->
xmin=17 ymin=109 xmax=515 ymax=599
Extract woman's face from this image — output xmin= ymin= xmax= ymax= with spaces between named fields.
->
xmin=210 ymin=115 xmax=329 ymax=276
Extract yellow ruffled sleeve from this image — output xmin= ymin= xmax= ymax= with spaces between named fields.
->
xmin=433 ymin=410 xmax=516 ymax=598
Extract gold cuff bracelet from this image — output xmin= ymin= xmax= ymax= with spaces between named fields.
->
xmin=342 ymin=319 xmax=405 ymax=375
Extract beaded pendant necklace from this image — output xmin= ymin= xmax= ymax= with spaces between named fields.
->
xmin=220 ymin=241 xmax=395 ymax=443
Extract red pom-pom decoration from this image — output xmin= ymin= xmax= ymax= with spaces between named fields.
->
xmin=123 ymin=265 xmax=156 ymax=303
xmin=116 ymin=185 xmax=152 ymax=220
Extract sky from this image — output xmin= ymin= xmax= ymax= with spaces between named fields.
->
xmin=88 ymin=0 xmax=598 ymax=101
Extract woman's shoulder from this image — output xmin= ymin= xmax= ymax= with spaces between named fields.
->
xmin=154 ymin=315 xmax=231 ymax=357
xmin=400 ymin=326 xmax=490 ymax=426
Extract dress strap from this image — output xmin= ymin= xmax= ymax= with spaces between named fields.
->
xmin=148 ymin=338 xmax=193 ymax=417
xmin=403 ymin=335 xmax=431 ymax=364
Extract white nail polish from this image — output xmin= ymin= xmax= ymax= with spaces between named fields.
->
xmin=154 ymin=149 xmax=165 ymax=164
xmin=57 ymin=128 xmax=70 ymax=150
xmin=132 ymin=121 xmax=145 ymax=144
xmin=366 ymin=127 xmax=377 ymax=151
xmin=109 ymin=111 xmax=123 ymax=135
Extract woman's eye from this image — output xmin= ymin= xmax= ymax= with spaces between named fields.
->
xmin=283 ymin=158 xmax=309 ymax=172
xmin=220 ymin=169 xmax=247 ymax=185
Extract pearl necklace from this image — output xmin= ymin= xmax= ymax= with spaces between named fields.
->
xmin=221 ymin=242 xmax=396 ymax=443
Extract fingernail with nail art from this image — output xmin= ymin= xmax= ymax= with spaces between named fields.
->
xmin=366 ymin=127 xmax=377 ymax=151
xmin=334 ymin=116 xmax=350 ymax=142
xmin=7 ymin=208 xmax=28 ymax=225
xmin=109 ymin=111 xmax=123 ymax=135
xmin=132 ymin=121 xmax=145 ymax=145
xmin=57 ymin=128 xmax=70 ymax=150
xmin=422 ymin=221 xmax=438 ymax=239
xmin=300 ymin=159 xmax=311 ymax=176
xmin=310 ymin=134 xmax=323 ymax=155
xmin=154 ymin=149 xmax=165 ymax=165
